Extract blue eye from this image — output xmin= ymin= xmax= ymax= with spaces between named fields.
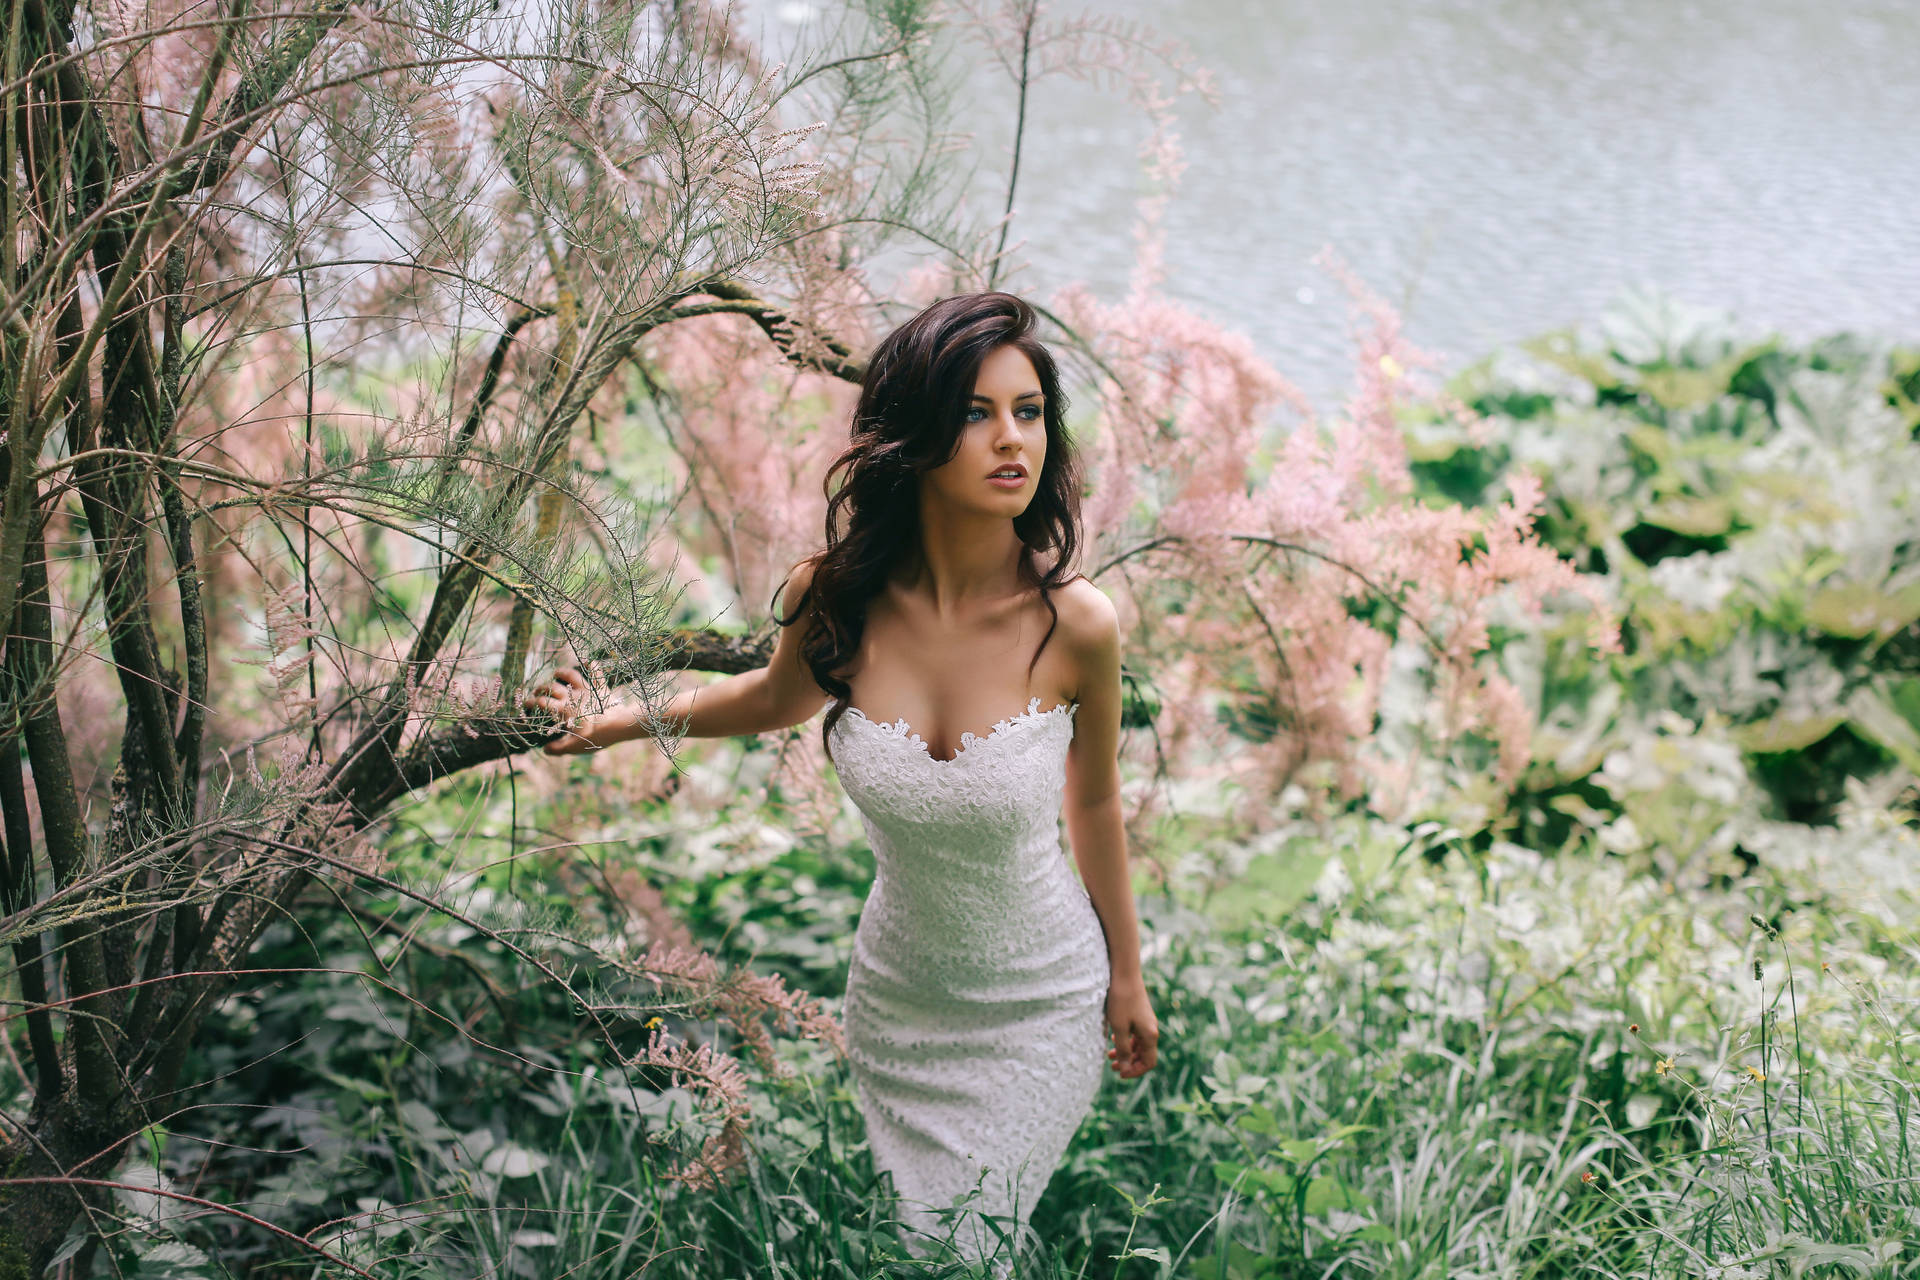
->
xmin=965 ymin=404 xmax=1044 ymax=423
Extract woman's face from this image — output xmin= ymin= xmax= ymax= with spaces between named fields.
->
xmin=919 ymin=343 xmax=1047 ymax=522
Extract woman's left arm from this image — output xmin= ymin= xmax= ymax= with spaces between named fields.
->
xmin=1063 ymin=585 xmax=1159 ymax=1079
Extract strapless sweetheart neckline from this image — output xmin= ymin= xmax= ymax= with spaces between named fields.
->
xmin=841 ymin=695 xmax=1078 ymax=765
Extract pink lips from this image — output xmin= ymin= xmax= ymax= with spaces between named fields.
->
xmin=987 ymin=472 xmax=1026 ymax=489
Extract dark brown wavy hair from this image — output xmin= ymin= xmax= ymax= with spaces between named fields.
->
xmin=772 ymin=291 xmax=1084 ymax=762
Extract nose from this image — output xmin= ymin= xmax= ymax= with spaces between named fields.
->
xmin=993 ymin=408 xmax=1023 ymax=449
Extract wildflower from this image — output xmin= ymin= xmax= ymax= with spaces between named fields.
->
xmin=1821 ymin=962 xmax=1830 ymax=973
xmin=1378 ymin=353 xmax=1404 ymax=381
xmin=1655 ymin=1057 xmax=1674 ymax=1075
xmin=1580 ymin=1171 xmax=1596 ymax=1184
xmin=645 ymin=1016 xmax=664 ymax=1030
xmin=1745 ymin=1066 xmax=1766 ymax=1083
xmin=1628 ymin=1024 xmax=1639 ymax=1034
xmin=633 ymin=1030 xmax=752 ymax=1188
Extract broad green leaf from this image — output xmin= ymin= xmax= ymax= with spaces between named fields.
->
xmin=1635 ymin=495 xmax=1735 ymax=538
xmin=1278 ymin=1138 xmax=1320 ymax=1164
xmin=315 ymin=1068 xmax=385 ymax=1104
xmin=1304 ymin=1028 xmax=1346 ymax=1056
xmin=1115 ymin=1245 xmax=1172 ymax=1264
xmin=481 ymin=1142 xmax=550 ymax=1178
xmin=1731 ymin=710 xmax=1844 ymax=755
xmin=323 ymin=991 xmax=393 ymax=1028
xmin=1638 ymin=344 xmax=1771 ymax=409
xmin=1218 ymin=1162 xmax=1296 ymax=1198
xmin=1844 ymin=683 xmax=1920 ymax=774
xmin=397 ymin=1100 xmax=455 ymax=1142
xmin=1212 ymin=1160 xmax=1248 ymax=1187
xmin=133 ymin=1241 xmax=212 ymax=1279
xmin=1523 ymin=331 xmax=1622 ymax=391
xmin=1253 ymin=1167 xmax=1297 ymax=1196
xmin=46 ymin=1231 xmax=89 ymax=1270
xmin=1235 ymin=1104 xmax=1279 ymax=1136
xmin=1191 ymin=1240 xmax=1280 ymax=1280
xmin=1623 ymin=423 xmax=1676 ymax=467
xmin=1302 ymin=1175 xmax=1367 ymax=1216
xmin=1805 ymin=582 xmax=1920 ymax=639
xmin=1886 ymin=675 xmax=1920 ymax=730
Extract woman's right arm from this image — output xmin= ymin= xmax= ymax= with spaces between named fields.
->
xmin=521 ymin=556 xmax=829 ymax=756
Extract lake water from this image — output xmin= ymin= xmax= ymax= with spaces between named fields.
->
xmin=769 ymin=1 xmax=1920 ymax=407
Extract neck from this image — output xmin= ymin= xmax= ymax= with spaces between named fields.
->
xmin=903 ymin=499 xmax=1026 ymax=620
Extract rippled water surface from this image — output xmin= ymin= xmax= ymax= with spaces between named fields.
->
xmin=771 ymin=1 xmax=1920 ymax=405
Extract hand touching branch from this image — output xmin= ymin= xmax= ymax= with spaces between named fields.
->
xmin=520 ymin=667 xmax=603 ymax=756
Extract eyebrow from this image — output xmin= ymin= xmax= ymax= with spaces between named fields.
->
xmin=970 ymin=391 xmax=1045 ymax=402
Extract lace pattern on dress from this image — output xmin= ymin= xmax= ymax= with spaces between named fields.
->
xmin=828 ymin=695 xmax=1110 ymax=1267
xmin=842 ymin=695 xmax=1079 ymax=765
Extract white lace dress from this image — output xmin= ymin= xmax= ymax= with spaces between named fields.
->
xmin=827 ymin=696 xmax=1111 ymax=1262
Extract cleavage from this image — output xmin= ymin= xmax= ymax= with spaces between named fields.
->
xmin=846 ymin=581 xmax=1059 ymax=761
xmin=847 ymin=690 xmax=1045 ymax=763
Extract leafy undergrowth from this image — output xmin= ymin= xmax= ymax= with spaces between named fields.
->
xmin=102 ymin=782 xmax=1917 ymax=1279
xmin=70 ymin=304 xmax=1920 ymax=1278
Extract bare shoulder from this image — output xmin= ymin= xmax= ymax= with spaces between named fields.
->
xmin=773 ymin=552 xmax=824 ymax=622
xmin=1050 ymin=575 xmax=1120 ymax=656
xmin=763 ymin=552 xmax=832 ymax=721
xmin=1045 ymin=576 xmax=1119 ymax=711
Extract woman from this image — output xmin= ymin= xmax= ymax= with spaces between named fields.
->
xmin=523 ymin=292 xmax=1158 ymax=1266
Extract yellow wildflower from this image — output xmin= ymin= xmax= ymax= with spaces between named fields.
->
xmin=1378 ymin=354 xmax=1403 ymax=381
xmin=1655 ymin=1057 xmax=1674 ymax=1076
xmin=1745 ymin=1066 xmax=1766 ymax=1083
xmin=645 ymin=1016 xmax=664 ymax=1030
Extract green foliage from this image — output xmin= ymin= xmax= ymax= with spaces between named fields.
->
xmin=120 ymin=765 xmax=1917 ymax=1278
xmin=118 ymin=921 xmax=681 ymax=1275
xmin=86 ymin=303 xmax=1920 ymax=1278
xmin=1413 ymin=293 xmax=1920 ymax=831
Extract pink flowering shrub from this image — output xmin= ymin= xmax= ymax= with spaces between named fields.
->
xmin=616 ymin=938 xmax=845 ymax=1188
xmin=611 ymin=0 xmax=1614 ymax=845
xmin=635 ymin=266 xmax=1614 ymax=839
xmin=1056 ymin=268 xmax=1616 ymax=828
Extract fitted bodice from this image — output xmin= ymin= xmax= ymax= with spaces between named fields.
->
xmin=827 ymin=697 xmax=1092 ymax=985
xmin=831 ymin=695 xmax=1077 ymax=836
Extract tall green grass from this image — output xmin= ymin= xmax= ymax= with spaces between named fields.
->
xmin=121 ymin=793 xmax=1907 ymax=1279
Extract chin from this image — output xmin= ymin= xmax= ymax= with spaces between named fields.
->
xmin=932 ymin=484 xmax=1032 ymax=520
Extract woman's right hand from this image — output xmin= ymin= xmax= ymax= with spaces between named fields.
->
xmin=520 ymin=667 xmax=599 ymax=756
